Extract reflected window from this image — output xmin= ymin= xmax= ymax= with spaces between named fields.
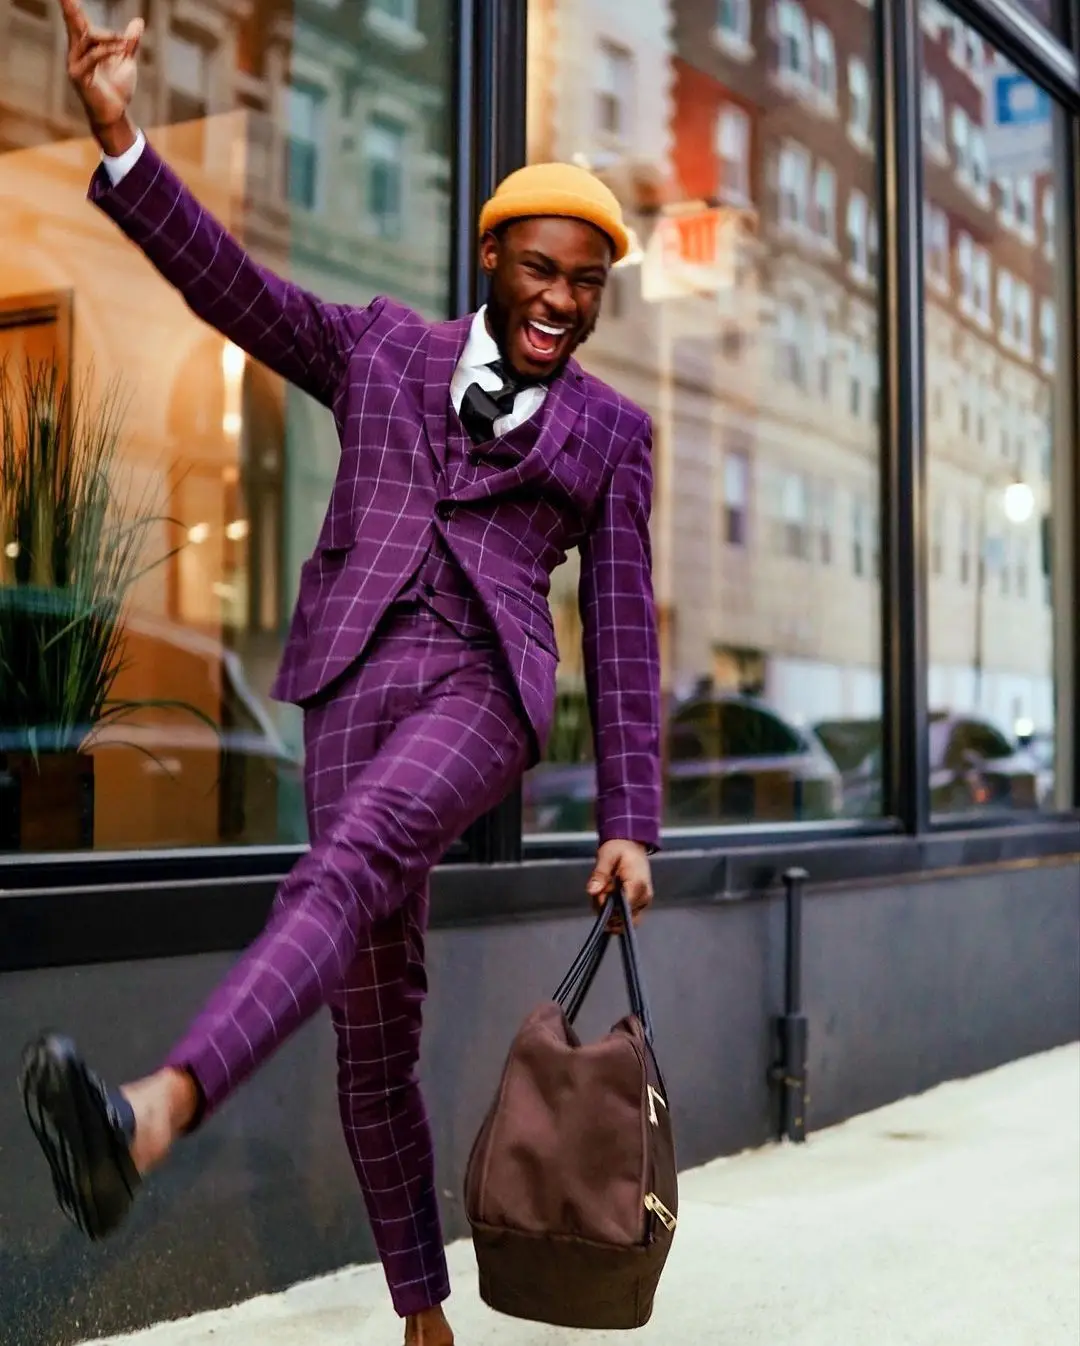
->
xmin=848 ymin=57 xmax=871 ymax=146
xmin=1042 ymin=187 xmax=1055 ymax=259
xmin=811 ymin=23 xmax=837 ymax=106
xmin=925 ymin=204 xmax=949 ymax=291
xmin=167 ymin=31 xmax=210 ymax=126
xmin=776 ymin=1 xmax=812 ymax=87
xmin=366 ymin=115 xmax=407 ymax=239
xmin=723 ymin=450 xmax=750 ymax=548
xmin=527 ymin=0 xmax=883 ymax=831
xmin=813 ymin=164 xmax=836 ymax=244
xmin=371 ymin=0 xmax=417 ymax=24
xmin=717 ymin=0 xmax=752 ymax=49
xmin=597 ymin=41 xmax=634 ymax=143
xmin=717 ymin=105 xmax=751 ymax=204
xmin=922 ymin=77 xmax=946 ymax=153
xmin=287 ymin=83 xmax=325 ymax=211
xmin=923 ymin=5 xmax=1062 ymax=815
xmin=779 ymin=142 xmax=811 ymax=231
xmin=0 ymin=0 xmax=454 ymax=852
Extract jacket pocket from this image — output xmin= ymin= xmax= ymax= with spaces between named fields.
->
xmin=495 ymin=583 xmax=559 ymax=658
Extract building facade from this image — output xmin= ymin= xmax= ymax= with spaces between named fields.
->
xmin=0 ymin=1 xmax=1077 ymax=1337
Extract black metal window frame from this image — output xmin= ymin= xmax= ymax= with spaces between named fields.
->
xmin=472 ymin=0 xmax=1080 ymax=867
xmin=0 ymin=0 xmax=1077 ymax=914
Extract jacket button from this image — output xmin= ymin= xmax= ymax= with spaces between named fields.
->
xmin=436 ymin=501 xmax=454 ymax=521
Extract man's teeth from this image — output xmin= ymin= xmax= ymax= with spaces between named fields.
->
xmin=529 ymin=321 xmax=567 ymax=337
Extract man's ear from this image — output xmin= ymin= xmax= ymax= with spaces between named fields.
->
xmin=478 ymin=229 xmax=500 ymax=276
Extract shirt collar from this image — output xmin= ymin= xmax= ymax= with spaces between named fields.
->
xmin=461 ymin=305 xmax=501 ymax=371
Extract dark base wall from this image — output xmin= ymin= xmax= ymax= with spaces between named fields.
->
xmin=1 ymin=859 xmax=1077 ymax=1346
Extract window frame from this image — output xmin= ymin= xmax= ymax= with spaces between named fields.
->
xmin=2 ymin=0 xmax=1076 ymax=903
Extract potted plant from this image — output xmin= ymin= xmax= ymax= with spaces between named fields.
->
xmin=0 ymin=359 xmax=190 ymax=851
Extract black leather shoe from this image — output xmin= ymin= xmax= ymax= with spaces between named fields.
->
xmin=19 ymin=1033 xmax=140 ymax=1240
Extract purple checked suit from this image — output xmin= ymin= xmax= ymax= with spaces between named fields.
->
xmin=88 ymin=142 xmax=661 ymax=1316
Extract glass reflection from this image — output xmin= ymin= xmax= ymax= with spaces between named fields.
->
xmin=0 ymin=0 xmax=453 ymax=850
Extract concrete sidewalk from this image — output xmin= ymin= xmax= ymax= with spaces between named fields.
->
xmin=82 ymin=1044 xmax=1080 ymax=1346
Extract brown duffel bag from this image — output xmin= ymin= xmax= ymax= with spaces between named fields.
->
xmin=464 ymin=886 xmax=678 ymax=1330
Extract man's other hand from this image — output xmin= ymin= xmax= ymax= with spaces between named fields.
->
xmin=587 ymin=839 xmax=653 ymax=927
xmin=60 ymin=0 xmax=143 ymax=152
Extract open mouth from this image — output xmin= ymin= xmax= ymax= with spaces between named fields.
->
xmin=521 ymin=318 xmax=570 ymax=363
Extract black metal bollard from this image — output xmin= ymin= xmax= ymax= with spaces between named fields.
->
xmin=770 ymin=866 xmax=810 ymax=1143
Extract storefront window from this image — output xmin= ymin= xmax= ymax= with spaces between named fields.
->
xmin=0 ymin=0 xmax=453 ymax=852
xmin=524 ymin=0 xmax=884 ymax=833
xmin=922 ymin=5 xmax=1065 ymax=815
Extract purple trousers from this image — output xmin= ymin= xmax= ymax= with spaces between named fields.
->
xmin=163 ymin=605 xmax=531 ymax=1316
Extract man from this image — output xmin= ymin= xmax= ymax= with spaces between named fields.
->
xmin=19 ymin=4 xmax=661 ymax=1344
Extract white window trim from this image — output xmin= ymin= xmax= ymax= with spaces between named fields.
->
xmin=811 ymin=21 xmax=838 ymax=113
xmin=847 ymin=56 xmax=872 ymax=153
xmin=717 ymin=104 xmax=752 ymax=206
xmin=847 ymin=190 xmax=870 ymax=282
xmin=774 ymin=0 xmax=813 ymax=96
xmin=365 ymin=0 xmax=426 ymax=51
xmin=1043 ymin=187 xmax=1056 ymax=260
xmin=363 ymin=110 xmax=411 ymax=239
xmin=594 ymin=38 xmax=635 ymax=147
xmin=813 ymin=162 xmax=837 ymax=249
xmin=922 ymin=77 xmax=948 ymax=163
xmin=972 ymin=247 xmax=991 ymax=329
xmin=715 ymin=0 xmax=754 ymax=60
xmin=925 ymin=204 xmax=950 ymax=295
xmin=1014 ymin=174 xmax=1036 ymax=243
xmin=1014 ymin=281 xmax=1033 ymax=360
xmin=998 ymin=270 xmax=1015 ymax=349
xmin=778 ymin=140 xmax=812 ymax=235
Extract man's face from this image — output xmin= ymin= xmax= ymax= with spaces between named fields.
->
xmin=480 ymin=217 xmax=613 ymax=380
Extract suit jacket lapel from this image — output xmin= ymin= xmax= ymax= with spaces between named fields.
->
xmin=452 ymin=360 xmax=588 ymax=502
xmin=423 ymin=313 xmax=474 ymax=471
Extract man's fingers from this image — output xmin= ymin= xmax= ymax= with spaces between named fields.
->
xmin=58 ymin=0 xmax=90 ymax=40
xmin=68 ymin=41 xmax=128 ymax=83
xmin=587 ymin=868 xmax=613 ymax=899
xmin=124 ymin=16 xmax=144 ymax=54
xmin=624 ymin=879 xmax=652 ymax=924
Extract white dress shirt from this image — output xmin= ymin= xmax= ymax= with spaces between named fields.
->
xmin=102 ymin=135 xmax=548 ymax=436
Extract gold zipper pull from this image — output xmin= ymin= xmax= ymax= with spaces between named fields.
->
xmin=647 ymin=1084 xmax=667 ymax=1125
xmin=644 ymin=1191 xmax=677 ymax=1232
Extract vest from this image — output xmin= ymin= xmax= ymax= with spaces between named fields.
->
xmin=395 ymin=399 xmax=545 ymax=638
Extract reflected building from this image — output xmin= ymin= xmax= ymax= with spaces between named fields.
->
xmin=0 ymin=0 xmax=452 ymax=846
xmin=528 ymin=0 xmax=1054 ymax=743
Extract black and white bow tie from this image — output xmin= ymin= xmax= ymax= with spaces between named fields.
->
xmin=459 ymin=360 xmax=529 ymax=445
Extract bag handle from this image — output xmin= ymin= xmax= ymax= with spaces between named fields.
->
xmin=553 ymin=885 xmax=655 ymax=1045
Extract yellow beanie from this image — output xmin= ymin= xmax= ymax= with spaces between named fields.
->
xmin=478 ymin=162 xmax=630 ymax=263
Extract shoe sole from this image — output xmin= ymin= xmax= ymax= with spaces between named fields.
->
xmin=19 ymin=1034 xmax=138 ymax=1241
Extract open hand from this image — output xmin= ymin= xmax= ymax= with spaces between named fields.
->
xmin=587 ymin=839 xmax=653 ymax=928
xmin=60 ymin=0 xmax=144 ymax=141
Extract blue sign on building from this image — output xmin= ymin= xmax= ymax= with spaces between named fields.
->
xmin=984 ymin=65 xmax=1053 ymax=175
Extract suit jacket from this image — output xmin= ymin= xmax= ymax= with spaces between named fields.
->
xmin=89 ymin=143 xmax=662 ymax=848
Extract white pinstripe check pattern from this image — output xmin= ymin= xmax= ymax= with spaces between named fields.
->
xmin=164 ymin=607 xmax=527 ymax=1315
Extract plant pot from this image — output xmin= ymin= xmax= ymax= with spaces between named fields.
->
xmin=0 ymin=751 xmax=95 ymax=851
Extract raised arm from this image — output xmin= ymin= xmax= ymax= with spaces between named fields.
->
xmin=577 ymin=414 xmax=663 ymax=851
xmin=59 ymin=0 xmax=373 ymax=407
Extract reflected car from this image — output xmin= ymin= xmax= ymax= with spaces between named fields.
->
xmin=524 ymin=692 xmax=844 ymax=833
xmin=815 ymin=713 xmax=1041 ymax=816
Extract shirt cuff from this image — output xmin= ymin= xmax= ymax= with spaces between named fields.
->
xmin=101 ymin=130 xmax=146 ymax=185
